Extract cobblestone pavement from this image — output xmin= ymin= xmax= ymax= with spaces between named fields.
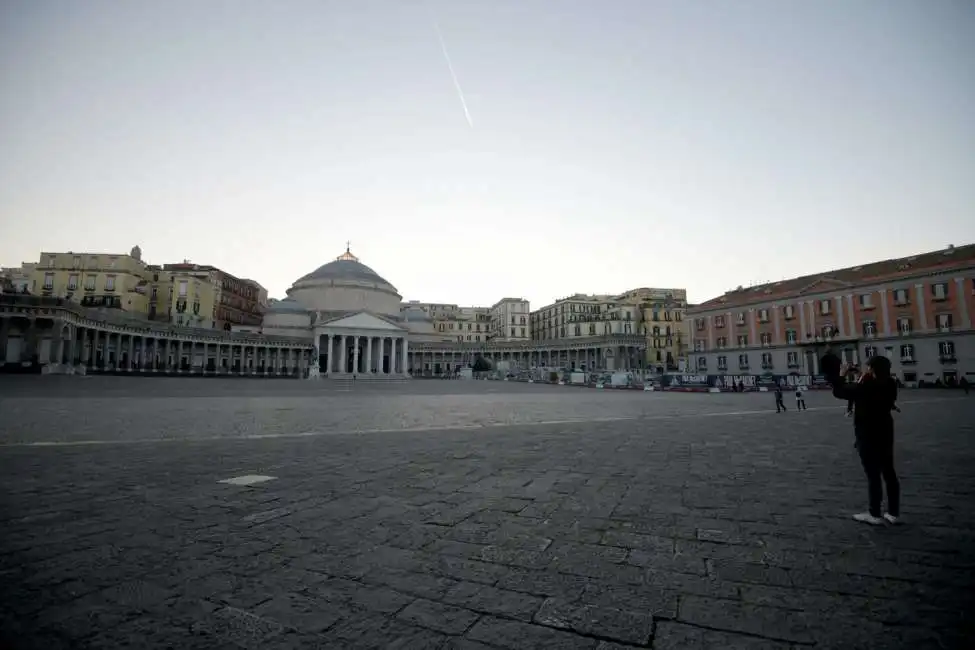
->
xmin=1 ymin=379 xmax=973 ymax=649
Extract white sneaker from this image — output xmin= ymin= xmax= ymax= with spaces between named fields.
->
xmin=853 ymin=512 xmax=885 ymax=525
xmin=883 ymin=513 xmax=900 ymax=525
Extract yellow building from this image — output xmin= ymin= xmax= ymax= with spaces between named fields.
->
xmin=530 ymin=287 xmax=688 ymax=370
xmin=149 ymin=263 xmax=265 ymax=330
xmin=29 ymin=246 xmax=151 ymax=315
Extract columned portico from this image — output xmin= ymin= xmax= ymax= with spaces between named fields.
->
xmin=313 ymin=310 xmax=410 ymax=379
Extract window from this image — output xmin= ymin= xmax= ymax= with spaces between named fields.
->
xmin=178 ymin=281 xmax=188 ymax=298
xmin=43 ymin=273 xmax=54 ymax=289
xmin=72 ymin=256 xmax=80 ymax=268
xmin=937 ymin=313 xmax=952 ymax=331
xmin=520 ymin=327 xmax=525 ymax=337
xmin=697 ymin=356 xmax=707 ymax=369
xmin=758 ymin=308 xmax=769 ymax=323
xmin=696 ymin=318 xmax=705 ymax=331
xmin=761 ymin=352 xmax=772 ymax=367
xmin=785 ymin=329 xmax=797 ymax=344
xmin=64 ymin=274 xmax=78 ymax=291
xmin=715 ymin=315 xmax=725 ymax=327
xmin=787 ymin=351 xmax=799 ymax=367
xmin=510 ymin=328 xmax=516 ymax=337
xmin=105 ymin=275 xmax=116 ymax=291
xmin=858 ymin=293 xmax=873 ymax=309
xmin=939 ymin=341 xmax=955 ymax=359
xmin=738 ymin=353 xmax=749 ymax=368
xmin=716 ymin=336 xmax=727 ymax=349
xmin=899 ymin=344 xmax=915 ymax=362
xmin=717 ymin=355 xmax=728 ymax=370
xmin=862 ymin=320 xmax=877 ymax=337
xmin=736 ymin=312 xmax=746 ymax=325
xmin=784 ymin=304 xmax=795 ymax=319
xmin=737 ymin=334 xmax=748 ymax=347
xmin=931 ymin=283 xmax=948 ymax=300
xmin=694 ymin=339 xmax=705 ymax=352
xmin=820 ymin=299 xmax=831 ymax=315
xmin=897 ymin=318 xmax=912 ymax=335
xmin=894 ymin=288 xmax=909 ymax=305
xmin=864 ymin=345 xmax=877 ymax=359
xmin=84 ymin=275 xmax=96 ymax=291
xmin=47 ymin=255 xmax=56 ymax=268
xmin=821 ymin=324 xmax=835 ymax=339
xmin=760 ymin=332 xmax=772 ymax=346
xmin=108 ymin=257 xmax=117 ymax=268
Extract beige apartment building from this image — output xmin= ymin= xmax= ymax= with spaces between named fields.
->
xmin=530 ymin=287 xmax=688 ymax=370
xmin=490 ymin=298 xmax=531 ymax=342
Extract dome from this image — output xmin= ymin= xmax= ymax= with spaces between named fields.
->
xmin=287 ymin=244 xmax=402 ymax=317
xmin=296 ymin=246 xmax=395 ymax=291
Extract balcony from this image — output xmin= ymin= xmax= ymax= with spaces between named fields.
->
xmin=738 ymin=364 xmax=750 ymax=371
xmin=900 ymin=357 xmax=916 ymax=365
xmin=761 ymin=363 xmax=774 ymax=370
xmin=939 ymin=354 xmax=957 ymax=364
xmin=938 ymin=325 xmax=952 ymax=333
xmin=787 ymin=361 xmax=801 ymax=369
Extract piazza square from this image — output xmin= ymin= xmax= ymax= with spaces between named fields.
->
xmin=0 ymin=376 xmax=973 ymax=649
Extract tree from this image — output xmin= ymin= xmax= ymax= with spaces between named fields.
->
xmin=472 ymin=356 xmax=492 ymax=373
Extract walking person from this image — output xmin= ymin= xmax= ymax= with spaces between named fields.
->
xmin=774 ymin=386 xmax=787 ymax=413
xmin=795 ymin=388 xmax=806 ymax=411
xmin=826 ymin=355 xmax=901 ymax=526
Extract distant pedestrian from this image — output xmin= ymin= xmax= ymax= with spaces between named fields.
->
xmin=774 ymin=386 xmax=787 ymax=412
xmin=795 ymin=388 xmax=806 ymax=411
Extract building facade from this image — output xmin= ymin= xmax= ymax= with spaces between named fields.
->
xmin=2 ymin=244 xmax=649 ymax=378
xmin=530 ymin=287 xmax=687 ymax=371
xmin=152 ymin=263 xmax=265 ymax=331
xmin=29 ymin=247 xmax=152 ymax=314
xmin=490 ymin=298 xmax=530 ymax=342
xmin=686 ymin=244 xmax=975 ymax=386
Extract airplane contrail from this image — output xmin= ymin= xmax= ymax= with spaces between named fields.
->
xmin=431 ymin=15 xmax=473 ymax=128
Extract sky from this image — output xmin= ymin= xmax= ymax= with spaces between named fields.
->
xmin=1 ymin=0 xmax=973 ymax=308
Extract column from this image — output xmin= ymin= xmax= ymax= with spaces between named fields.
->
xmin=86 ymin=330 xmax=95 ymax=366
xmin=834 ymin=296 xmax=844 ymax=337
xmin=352 ymin=335 xmax=360 ymax=374
xmin=879 ymin=289 xmax=891 ymax=335
xmin=337 ymin=335 xmax=346 ymax=373
xmin=400 ymin=337 xmax=408 ymax=375
xmin=66 ymin=326 xmax=77 ymax=366
xmin=0 ymin=318 xmax=8 ymax=364
xmin=798 ymin=302 xmax=807 ymax=341
xmin=322 ymin=334 xmax=330 ymax=374
xmin=365 ymin=336 xmax=373 ymax=374
xmin=127 ymin=336 xmax=135 ymax=371
xmin=176 ymin=339 xmax=184 ymax=373
xmin=956 ymin=278 xmax=971 ymax=328
xmin=48 ymin=322 xmax=62 ymax=365
xmin=846 ymin=294 xmax=856 ymax=337
xmin=915 ymin=283 xmax=928 ymax=331
xmin=140 ymin=337 xmax=147 ymax=370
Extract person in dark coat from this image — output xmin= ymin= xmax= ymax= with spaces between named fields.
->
xmin=825 ymin=354 xmax=901 ymax=525
xmin=774 ymin=386 xmax=786 ymax=412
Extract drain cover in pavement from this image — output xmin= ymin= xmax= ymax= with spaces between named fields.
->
xmin=218 ymin=475 xmax=277 ymax=486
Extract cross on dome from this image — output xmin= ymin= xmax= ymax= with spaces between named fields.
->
xmin=336 ymin=241 xmax=359 ymax=262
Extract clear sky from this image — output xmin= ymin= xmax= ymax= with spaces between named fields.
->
xmin=1 ymin=0 xmax=973 ymax=308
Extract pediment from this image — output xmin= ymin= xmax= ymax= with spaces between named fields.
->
xmin=796 ymin=276 xmax=852 ymax=295
xmin=320 ymin=311 xmax=405 ymax=332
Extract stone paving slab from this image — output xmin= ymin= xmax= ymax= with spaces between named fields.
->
xmin=0 ymin=380 xmax=973 ymax=648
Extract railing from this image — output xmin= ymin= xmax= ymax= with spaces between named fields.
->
xmin=409 ymin=333 xmax=647 ymax=352
xmin=0 ymin=294 xmax=311 ymax=345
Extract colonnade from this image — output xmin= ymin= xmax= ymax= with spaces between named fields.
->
xmin=408 ymin=344 xmax=646 ymax=375
xmin=0 ymin=316 xmax=314 ymax=377
xmin=314 ymin=333 xmax=408 ymax=375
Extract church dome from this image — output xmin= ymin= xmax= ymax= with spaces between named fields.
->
xmin=287 ymin=244 xmax=402 ymax=317
xmin=294 ymin=246 xmax=397 ymax=293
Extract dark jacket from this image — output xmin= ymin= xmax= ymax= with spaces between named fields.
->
xmin=830 ymin=375 xmax=897 ymax=442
